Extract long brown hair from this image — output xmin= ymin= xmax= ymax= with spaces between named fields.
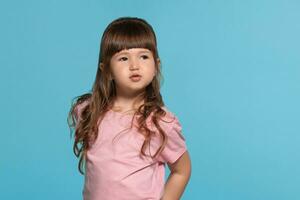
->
xmin=67 ymin=17 xmax=169 ymax=175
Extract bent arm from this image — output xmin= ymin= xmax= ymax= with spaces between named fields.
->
xmin=161 ymin=151 xmax=192 ymax=200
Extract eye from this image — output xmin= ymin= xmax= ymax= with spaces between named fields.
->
xmin=118 ymin=57 xmax=128 ymax=61
xmin=141 ymin=55 xmax=149 ymax=59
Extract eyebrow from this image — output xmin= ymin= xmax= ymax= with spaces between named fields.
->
xmin=116 ymin=50 xmax=151 ymax=56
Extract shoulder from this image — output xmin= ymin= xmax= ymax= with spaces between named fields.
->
xmin=74 ymin=99 xmax=90 ymax=120
xmin=75 ymin=99 xmax=90 ymax=112
xmin=156 ymin=106 xmax=183 ymax=134
xmin=160 ymin=106 xmax=178 ymax=122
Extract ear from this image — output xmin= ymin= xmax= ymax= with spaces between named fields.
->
xmin=109 ymin=73 xmax=114 ymax=80
xmin=156 ymin=58 xmax=161 ymax=66
xmin=99 ymin=63 xmax=114 ymax=80
xmin=155 ymin=58 xmax=161 ymax=75
xmin=99 ymin=63 xmax=104 ymax=71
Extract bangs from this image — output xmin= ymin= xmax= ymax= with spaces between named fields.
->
xmin=107 ymin=23 xmax=157 ymax=57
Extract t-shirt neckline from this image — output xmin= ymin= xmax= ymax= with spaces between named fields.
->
xmin=108 ymin=108 xmax=137 ymax=118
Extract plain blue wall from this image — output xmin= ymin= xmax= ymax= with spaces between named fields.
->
xmin=1 ymin=0 xmax=299 ymax=199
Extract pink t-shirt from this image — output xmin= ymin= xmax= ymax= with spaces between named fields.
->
xmin=75 ymin=101 xmax=187 ymax=200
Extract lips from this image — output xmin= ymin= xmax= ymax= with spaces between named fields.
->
xmin=129 ymin=74 xmax=142 ymax=82
xmin=129 ymin=74 xmax=141 ymax=78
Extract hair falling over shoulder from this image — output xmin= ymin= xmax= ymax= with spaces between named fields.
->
xmin=67 ymin=17 xmax=170 ymax=175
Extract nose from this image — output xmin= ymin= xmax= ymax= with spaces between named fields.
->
xmin=129 ymin=57 xmax=140 ymax=71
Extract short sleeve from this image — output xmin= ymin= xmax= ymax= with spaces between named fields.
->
xmin=74 ymin=100 xmax=89 ymax=127
xmin=155 ymin=115 xmax=187 ymax=164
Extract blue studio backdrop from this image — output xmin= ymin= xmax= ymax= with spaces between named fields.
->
xmin=1 ymin=0 xmax=299 ymax=199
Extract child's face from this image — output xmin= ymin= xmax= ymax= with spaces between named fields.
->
xmin=109 ymin=48 xmax=157 ymax=96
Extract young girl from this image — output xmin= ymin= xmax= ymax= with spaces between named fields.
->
xmin=68 ymin=17 xmax=191 ymax=200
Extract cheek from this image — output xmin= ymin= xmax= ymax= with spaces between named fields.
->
xmin=149 ymin=62 xmax=156 ymax=76
xmin=110 ymin=63 xmax=127 ymax=78
xmin=145 ymin=60 xmax=156 ymax=73
xmin=113 ymin=69 xmax=127 ymax=80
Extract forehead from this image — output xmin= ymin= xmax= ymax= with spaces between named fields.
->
xmin=114 ymin=48 xmax=151 ymax=56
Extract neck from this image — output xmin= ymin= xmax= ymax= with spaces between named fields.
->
xmin=112 ymin=90 xmax=145 ymax=112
